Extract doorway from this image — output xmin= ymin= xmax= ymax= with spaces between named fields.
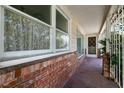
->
xmin=87 ymin=36 xmax=96 ymax=56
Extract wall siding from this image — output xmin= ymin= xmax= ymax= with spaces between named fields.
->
xmin=70 ymin=21 xmax=77 ymax=51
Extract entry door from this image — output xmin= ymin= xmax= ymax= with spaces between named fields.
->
xmin=88 ymin=37 xmax=96 ymax=56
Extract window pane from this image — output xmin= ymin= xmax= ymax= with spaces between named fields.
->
xmin=77 ymin=31 xmax=84 ymax=56
xmin=56 ymin=30 xmax=69 ymax=49
xmin=11 ymin=5 xmax=51 ymax=25
xmin=56 ymin=10 xmax=68 ymax=33
xmin=32 ymin=22 xmax=50 ymax=50
xmin=4 ymin=8 xmax=50 ymax=52
xmin=77 ymin=38 xmax=82 ymax=56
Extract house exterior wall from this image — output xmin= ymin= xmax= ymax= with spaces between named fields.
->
xmin=70 ymin=21 xmax=78 ymax=51
xmin=0 ymin=5 xmax=79 ymax=88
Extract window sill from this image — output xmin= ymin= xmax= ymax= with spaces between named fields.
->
xmin=0 ymin=51 xmax=76 ymax=73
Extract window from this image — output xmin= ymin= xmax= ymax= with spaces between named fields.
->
xmin=4 ymin=9 xmax=50 ymax=52
xmin=0 ymin=5 xmax=70 ymax=60
xmin=56 ymin=10 xmax=68 ymax=33
xmin=56 ymin=30 xmax=69 ymax=49
xmin=77 ymin=31 xmax=84 ymax=57
xmin=56 ymin=9 xmax=69 ymax=50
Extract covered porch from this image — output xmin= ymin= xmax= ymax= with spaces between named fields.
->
xmin=0 ymin=5 xmax=123 ymax=88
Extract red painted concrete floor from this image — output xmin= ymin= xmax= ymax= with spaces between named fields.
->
xmin=64 ymin=57 xmax=119 ymax=88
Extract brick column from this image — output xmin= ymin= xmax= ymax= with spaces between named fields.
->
xmin=102 ymin=53 xmax=110 ymax=78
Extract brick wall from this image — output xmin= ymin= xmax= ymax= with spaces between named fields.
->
xmin=0 ymin=52 xmax=78 ymax=88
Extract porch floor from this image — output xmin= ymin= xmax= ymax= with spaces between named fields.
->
xmin=64 ymin=57 xmax=119 ymax=88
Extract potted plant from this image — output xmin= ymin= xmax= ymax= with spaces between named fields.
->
xmin=99 ymin=38 xmax=110 ymax=78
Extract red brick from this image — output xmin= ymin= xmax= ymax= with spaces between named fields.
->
xmin=24 ymin=79 xmax=34 ymax=87
xmin=21 ymin=65 xmax=34 ymax=80
xmin=15 ymin=68 xmax=21 ymax=78
xmin=34 ymin=63 xmax=40 ymax=71
xmin=1 ymin=71 xmax=15 ymax=85
xmin=34 ymin=79 xmax=44 ymax=88
xmin=15 ymin=83 xmax=25 ymax=88
xmin=43 ymin=61 xmax=48 ymax=67
xmin=0 ymin=52 xmax=77 ymax=88
xmin=2 ymin=80 xmax=17 ymax=88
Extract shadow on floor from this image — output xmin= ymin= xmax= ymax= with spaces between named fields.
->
xmin=64 ymin=57 xmax=119 ymax=88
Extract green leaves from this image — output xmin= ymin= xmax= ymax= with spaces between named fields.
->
xmin=111 ymin=54 xmax=119 ymax=65
xmin=99 ymin=38 xmax=106 ymax=46
xmin=99 ymin=38 xmax=107 ymax=53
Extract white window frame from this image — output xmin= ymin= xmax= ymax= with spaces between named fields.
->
xmin=55 ymin=6 xmax=70 ymax=52
xmin=0 ymin=5 xmax=53 ymax=60
xmin=0 ymin=5 xmax=71 ymax=61
xmin=0 ymin=6 xmax=4 ymax=61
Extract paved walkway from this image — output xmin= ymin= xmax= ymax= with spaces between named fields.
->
xmin=64 ymin=57 xmax=119 ymax=88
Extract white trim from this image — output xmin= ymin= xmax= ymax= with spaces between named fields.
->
xmin=81 ymin=33 xmax=85 ymax=55
xmin=56 ymin=48 xmax=69 ymax=52
xmin=84 ymin=35 xmax=86 ymax=55
xmin=56 ymin=28 xmax=68 ymax=35
xmin=3 ymin=49 xmax=52 ymax=59
xmin=51 ymin=5 xmax=56 ymax=53
xmin=118 ymin=7 xmax=121 ymax=87
xmin=0 ymin=51 xmax=73 ymax=69
xmin=0 ymin=6 xmax=4 ymax=61
xmin=115 ymin=20 xmax=118 ymax=83
xmin=110 ymin=18 xmax=113 ymax=79
xmin=68 ymin=18 xmax=71 ymax=51
xmin=56 ymin=6 xmax=70 ymax=21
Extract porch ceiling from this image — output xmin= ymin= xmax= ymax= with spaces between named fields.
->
xmin=65 ymin=5 xmax=110 ymax=35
